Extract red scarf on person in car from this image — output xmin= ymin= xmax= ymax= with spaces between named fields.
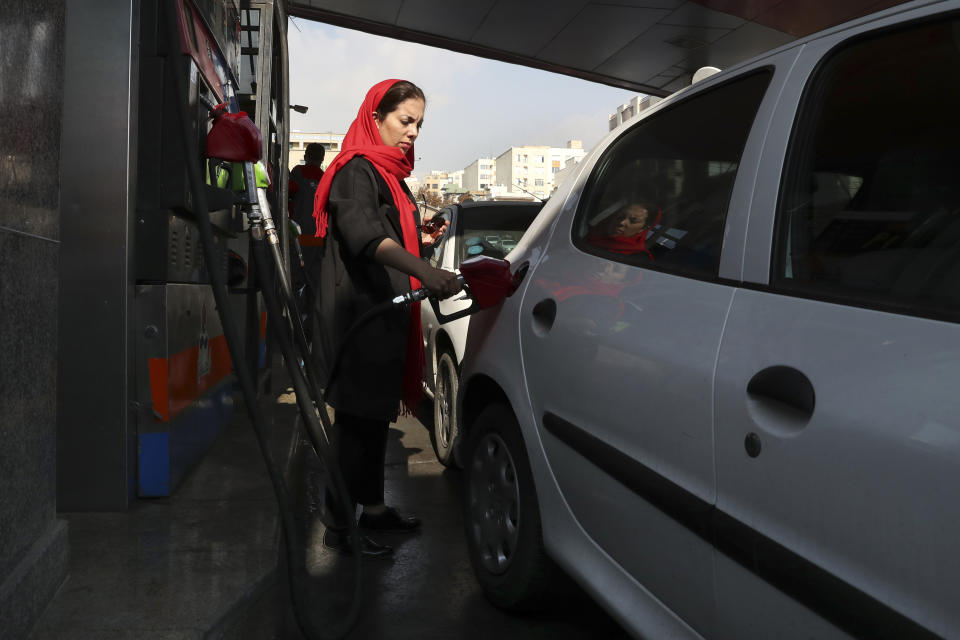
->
xmin=585 ymin=233 xmax=653 ymax=258
xmin=312 ymin=79 xmax=424 ymax=415
xmin=585 ymin=208 xmax=662 ymax=260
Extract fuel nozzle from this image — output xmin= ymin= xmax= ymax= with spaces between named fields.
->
xmin=393 ymin=255 xmax=526 ymax=324
xmin=392 ymin=274 xmax=466 ymax=307
xmin=289 ymin=219 xmax=306 ymax=269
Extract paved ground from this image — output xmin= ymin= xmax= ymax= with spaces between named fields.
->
xmin=286 ymin=404 xmax=630 ymax=640
xmin=29 ymin=393 xmax=292 ymax=640
xmin=27 ymin=365 xmax=628 ymax=639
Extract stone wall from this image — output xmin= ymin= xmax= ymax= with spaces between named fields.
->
xmin=0 ymin=1 xmax=70 ymax=637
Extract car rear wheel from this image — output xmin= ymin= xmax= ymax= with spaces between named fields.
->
xmin=463 ymin=403 xmax=564 ymax=610
xmin=431 ymin=350 xmax=459 ymax=467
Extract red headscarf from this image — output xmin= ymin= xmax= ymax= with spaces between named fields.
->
xmin=312 ymin=79 xmax=425 ymax=415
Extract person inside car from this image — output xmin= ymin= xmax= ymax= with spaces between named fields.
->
xmin=586 ymin=200 xmax=661 ymax=259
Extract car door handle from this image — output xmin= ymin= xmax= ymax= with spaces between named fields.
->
xmin=745 ymin=366 xmax=815 ymax=438
xmin=531 ymin=298 xmax=557 ymax=336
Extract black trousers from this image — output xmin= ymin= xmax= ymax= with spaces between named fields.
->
xmin=323 ymin=411 xmax=389 ymax=528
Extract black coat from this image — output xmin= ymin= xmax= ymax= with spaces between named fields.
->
xmin=314 ymin=156 xmax=422 ymax=421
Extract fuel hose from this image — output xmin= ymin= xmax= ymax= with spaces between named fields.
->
xmin=161 ymin=3 xmax=361 ymax=637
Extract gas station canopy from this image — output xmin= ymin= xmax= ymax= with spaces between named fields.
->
xmin=286 ymin=0 xmax=910 ymax=95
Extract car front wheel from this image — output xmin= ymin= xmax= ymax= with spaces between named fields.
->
xmin=431 ymin=350 xmax=459 ymax=466
xmin=462 ymin=403 xmax=564 ymax=610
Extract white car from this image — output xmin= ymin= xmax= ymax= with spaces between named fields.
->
xmin=457 ymin=2 xmax=960 ymax=638
xmin=420 ymin=200 xmax=544 ymax=465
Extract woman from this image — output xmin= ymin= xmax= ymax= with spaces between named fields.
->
xmin=311 ymin=79 xmax=461 ymax=557
xmin=586 ymin=201 xmax=661 ymax=259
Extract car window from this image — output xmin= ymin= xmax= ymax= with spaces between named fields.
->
xmin=458 ymin=205 xmax=542 ymax=263
xmin=774 ymin=16 xmax=960 ymax=320
xmin=573 ymin=70 xmax=772 ymax=278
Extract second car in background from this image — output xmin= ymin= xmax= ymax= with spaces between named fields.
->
xmin=420 ymin=200 xmax=544 ymax=465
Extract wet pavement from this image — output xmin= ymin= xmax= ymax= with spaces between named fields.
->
xmin=290 ymin=410 xmax=630 ymax=639
xmin=29 ymin=397 xmax=289 ymax=640
xmin=27 ymin=363 xmax=629 ymax=639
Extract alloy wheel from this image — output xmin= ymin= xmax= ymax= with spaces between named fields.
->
xmin=436 ymin=358 xmax=453 ymax=448
xmin=467 ymin=432 xmax=520 ymax=575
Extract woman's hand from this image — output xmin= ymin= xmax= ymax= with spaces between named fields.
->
xmin=418 ymin=266 xmax=462 ymax=299
xmin=420 ymin=217 xmax=450 ymax=248
xmin=374 ymin=237 xmax=461 ymax=298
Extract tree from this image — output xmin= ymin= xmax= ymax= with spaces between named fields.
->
xmin=415 ymin=186 xmax=443 ymax=210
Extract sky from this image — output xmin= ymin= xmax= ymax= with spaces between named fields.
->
xmin=287 ymin=18 xmax=639 ymax=180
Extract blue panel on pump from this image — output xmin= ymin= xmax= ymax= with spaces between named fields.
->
xmin=138 ymin=432 xmax=170 ymax=497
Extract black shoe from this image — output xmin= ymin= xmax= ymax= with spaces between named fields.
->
xmin=322 ymin=528 xmax=394 ymax=558
xmin=358 ymin=506 xmax=421 ymax=532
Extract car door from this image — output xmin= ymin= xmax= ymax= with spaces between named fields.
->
xmin=714 ymin=11 xmax=960 ymax=640
xmin=517 ymin=70 xmax=773 ymax=635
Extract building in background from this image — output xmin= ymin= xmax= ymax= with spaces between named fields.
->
xmin=609 ymin=94 xmax=662 ymax=130
xmin=463 ymin=158 xmax=497 ymax=191
xmin=289 ymin=131 xmax=345 ymax=170
xmin=413 ymin=142 xmax=584 ymax=204
xmin=447 ymin=169 xmax=464 ymax=189
xmin=421 ymin=170 xmax=453 ymax=199
xmin=441 ymin=184 xmax=469 ymax=203
xmin=549 ymin=140 xmax=584 ymax=190
xmin=552 ymin=156 xmax=584 ymax=195
xmin=495 ymin=141 xmax=585 ymax=200
xmin=487 ymin=184 xmax=539 ymax=201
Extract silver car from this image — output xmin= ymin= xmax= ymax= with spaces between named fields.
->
xmin=420 ymin=200 xmax=544 ymax=465
xmin=457 ymin=2 xmax=960 ymax=638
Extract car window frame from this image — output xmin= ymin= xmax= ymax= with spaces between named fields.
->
xmin=768 ymin=10 xmax=960 ymax=325
xmin=426 ymin=206 xmax=455 ymax=269
xmin=571 ymin=67 xmax=774 ymax=284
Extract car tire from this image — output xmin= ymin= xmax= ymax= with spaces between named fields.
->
xmin=431 ymin=350 xmax=460 ymax=467
xmin=462 ymin=403 xmax=565 ymax=610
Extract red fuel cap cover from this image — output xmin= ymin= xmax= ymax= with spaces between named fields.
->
xmin=459 ymin=255 xmax=515 ymax=309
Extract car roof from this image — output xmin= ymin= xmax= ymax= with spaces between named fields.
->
xmin=454 ymin=200 xmax=545 ymax=212
xmin=454 ymin=201 xmax=545 ymax=230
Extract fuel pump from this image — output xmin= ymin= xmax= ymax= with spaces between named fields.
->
xmin=200 ymin=97 xmax=365 ymax=639
xmin=160 ymin=5 xmax=361 ymax=638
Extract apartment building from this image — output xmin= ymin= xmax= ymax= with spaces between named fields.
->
xmin=446 ymin=169 xmax=464 ymax=190
xmin=421 ymin=170 xmax=452 ymax=199
xmin=288 ymin=131 xmax=345 ymax=170
xmin=553 ymin=156 xmax=583 ymax=194
xmin=495 ymin=141 xmax=585 ymax=200
xmin=463 ymin=158 xmax=497 ymax=191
